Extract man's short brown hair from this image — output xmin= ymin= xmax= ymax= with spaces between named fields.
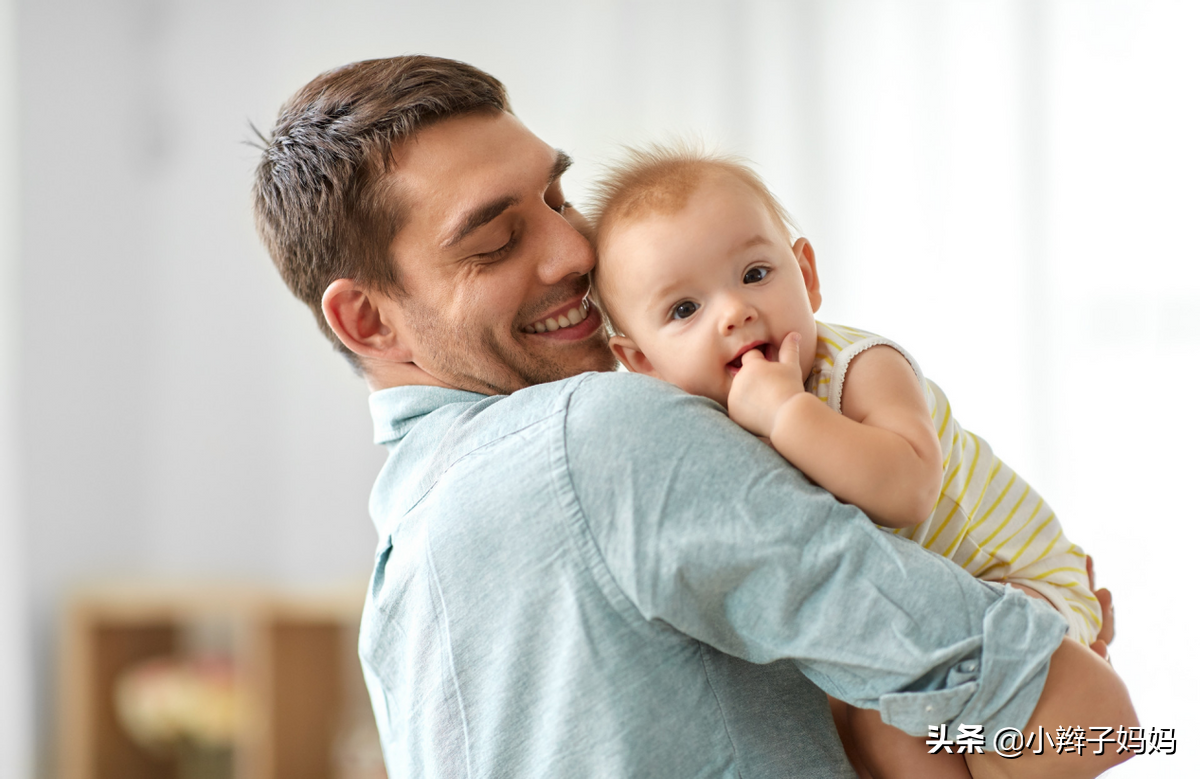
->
xmin=252 ymin=55 xmax=510 ymax=365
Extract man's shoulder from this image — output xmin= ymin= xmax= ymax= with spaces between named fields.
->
xmin=551 ymin=373 xmax=754 ymax=481
xmin=500 ymin=371 xmax=715 ymax=420
xmin=559 ymin=371 xmax=725 ymax=432
xmin=372 ymin=373 xmax=726 ymax=451
xmin=562 ymin=370 xmax=685 ymax=403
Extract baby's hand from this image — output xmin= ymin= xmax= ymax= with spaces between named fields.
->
xmin=728 ymin=332 xmax=809 ymax=438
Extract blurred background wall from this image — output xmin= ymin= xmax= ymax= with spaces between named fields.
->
xmin=4 ymin=0 xmax=32 ymax=775
xmin=4 ymin=0 xmax=1197 ymax=775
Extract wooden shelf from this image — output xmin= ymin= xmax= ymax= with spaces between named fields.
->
xmin=57 ymin=582 xmax=380 ymax=779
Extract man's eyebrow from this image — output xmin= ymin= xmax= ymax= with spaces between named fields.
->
xmin=442 ymin=150 xmax=573 ymax=251
xmin=443 ymin=194 xmax=519 ymax=250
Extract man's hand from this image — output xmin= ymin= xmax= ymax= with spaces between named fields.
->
xmin=1087 ymin=555 xmax=1115 ymax=660
xmin=727 ymin=332 xmax=809 ymax=438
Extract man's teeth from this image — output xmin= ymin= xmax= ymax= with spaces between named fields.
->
xmin=522 ymin=299 xmax=590 ymax=334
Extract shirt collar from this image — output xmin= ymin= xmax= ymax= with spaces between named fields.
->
xmin=368 ymin=385 xmax=487 ymax=445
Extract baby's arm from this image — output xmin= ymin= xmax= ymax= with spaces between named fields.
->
xmin=728 ymin=333 xmax=943 ymax=528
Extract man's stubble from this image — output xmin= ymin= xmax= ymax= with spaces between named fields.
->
xmin=403 ymin=289 xmax=616 ymax=396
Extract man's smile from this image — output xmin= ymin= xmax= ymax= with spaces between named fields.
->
xmin=520 ymin=296 xmax=602 ymax=340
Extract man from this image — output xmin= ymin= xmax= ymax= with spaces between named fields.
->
xmin=254 ymin=56 xmax=1133 ymax=778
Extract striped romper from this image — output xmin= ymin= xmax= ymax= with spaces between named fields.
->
xmin=805 ymin=322 xmax=1101 ymax=643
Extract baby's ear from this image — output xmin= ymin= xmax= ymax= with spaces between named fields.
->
xmin=609 ymin=335 xmax=659 ymax=377
xmin=793 ymin=237 xmax=822 ymax=313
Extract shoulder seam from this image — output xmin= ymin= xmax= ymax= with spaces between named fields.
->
xmin=399 ymin=406 xmax=566 ymax=521
xmin=555 ymin=376 xmax=666 ymax=633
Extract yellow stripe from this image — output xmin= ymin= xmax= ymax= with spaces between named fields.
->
xmin=938 ymin=460 xmax=963 ymax=500
xmin=826 ymin=325 xmax=854 ymax=344
xmin=987 ymin=500 xmax=1047 ymax=563
xmin=1023 ymin=529 xmax=1063 ymax=568
xmin=1029 ymin=565 xmax=1088 ymax=581
xmin=964 ymin=487 xmax=1033 ymax=574
xmin=967 ymin=460 xmax=1000 ymax=519
xmin=1061 ymin=586 xmax=1098 ymax=604
xmin=955 ymin=472 xmax=1022 ymax=564
xmin=925 ymin=432 xmax=984 ymax=550
xmin=1068 ymin=603 xmax=1101 ymax=631
xmin=973 ymin=560 xmax=1007 ymax=580
xmin=941 ymin=430 xmax=960 ymax=470
xmin=919 ymin=502 xmax=957 ymax=553
xmin=1070 ymin=597 xmax=1104 ymax=628
xmin=945 ymin=461 xmax=1003 ymax=555
xmin=1007 ymin=512 xmax=1057 ymax=568
xmin=937 ymin=404 xmax=953 ymax=439
xmin=967 ymin=471 xmax=1016 ymax=533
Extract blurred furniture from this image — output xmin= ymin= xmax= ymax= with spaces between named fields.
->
xmin=58 ymin=582 xmax=382 ymax=779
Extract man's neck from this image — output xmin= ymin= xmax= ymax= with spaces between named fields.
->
xmin=364 ymin=360 xmax=456 ymax=393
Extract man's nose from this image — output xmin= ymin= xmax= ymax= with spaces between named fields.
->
xmin=719 ymin=296 xmax=757 ymax=333
xmin=535 ymin=210 xmax=595 ymax=285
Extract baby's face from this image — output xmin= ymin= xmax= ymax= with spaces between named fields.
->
xmin=598 ymin=176 xmax=821 ymax=407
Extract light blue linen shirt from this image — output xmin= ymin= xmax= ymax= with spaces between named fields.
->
xmin=360 ymin=371 xmax=1066 ymax=778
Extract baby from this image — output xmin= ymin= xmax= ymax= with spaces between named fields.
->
xmin=588 ymin=145 xmax=1119 ymax=778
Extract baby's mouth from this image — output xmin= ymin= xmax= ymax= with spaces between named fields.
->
xmin=727 ymin=343 xmax=770 ymax=371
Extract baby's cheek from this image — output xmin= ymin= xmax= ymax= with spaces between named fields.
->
xmin=657 ymin=362 xmax=701 ymax=393
xmin=683 ymin=370 xmax=732 ymax=407
xmin=647 ymin=345 xmax=729 ymax=404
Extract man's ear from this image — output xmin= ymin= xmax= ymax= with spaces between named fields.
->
xmin=608 ymin=335 xmax=659 ymax=377
xmin=793 ymin=237 xmax=822 ymax=313
xmin=322 ymin=279 xmax=414 ymax=363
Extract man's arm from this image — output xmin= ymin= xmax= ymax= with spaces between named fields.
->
xmin=562 ymin=373 xmax=1131 ymax=747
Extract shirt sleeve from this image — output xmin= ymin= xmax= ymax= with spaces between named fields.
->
xmin=562 ymin=372 xmax=1067 ymax=739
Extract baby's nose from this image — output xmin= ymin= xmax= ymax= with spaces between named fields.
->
xmin=721 ymin=300 xmax=757 ymax=331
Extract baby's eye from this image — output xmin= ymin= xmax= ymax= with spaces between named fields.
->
xmin=743 ymin=266 xmax=769 ymax=284
xmin=671 ymin=301 xmax=698 ymax=320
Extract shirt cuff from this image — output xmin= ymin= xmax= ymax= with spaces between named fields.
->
xmin=879 ymin=582 xmax=1067 ymax=745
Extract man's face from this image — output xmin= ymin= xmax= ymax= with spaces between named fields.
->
xmin=384 ymin=111 xmax=614 ymax=394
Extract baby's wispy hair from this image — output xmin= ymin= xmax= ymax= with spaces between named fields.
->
xmin=586 ymin=140 xmax=797 ymax=250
